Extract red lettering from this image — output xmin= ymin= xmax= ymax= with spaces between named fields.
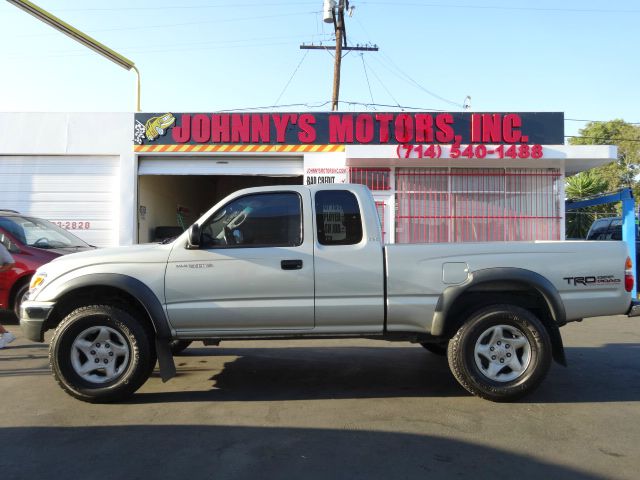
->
xmin=298 ymin=114 xmax=316 ymax=143
xmin=414 ymin=114 xmax=434 ymax=143
xmin=211 ymin=114 xmax=230 ymax=143
xmin=435 ymin=114 xmax=454 ymax=143
xmin=251 ymin=114 xmax=270 ymax=142
xmin=329 ymin=114 xmax=354 ymax=143
xmin=231 ymin=114 xmax=250 ymax=142
xmin=481 ymin=114 xmax=503 ymax=143
xmin=395 ymin=114 xmax=413 ymax=143
xmin=273 ymin=114 xmax=297 ymax=143
xmin=502 ymin=114 xmax=522 ymax=143
xmin=192 ymin=114 xmax=210 ymax=143
xmin=355 ymin=114 xmax=374 ymax=143
xmin=471 ymin=113 xmax=482 ymax=143
xmin=376 ymin=114 xmax=393 ymax=143
xmin=171 ymin=114 xmax=191 ymax=143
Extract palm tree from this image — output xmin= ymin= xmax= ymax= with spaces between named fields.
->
xmin=565 ymin=171 xmax=609 ymax=239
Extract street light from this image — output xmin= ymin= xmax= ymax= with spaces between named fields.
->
xmin=7 ymin=0 xmax=141 ymax=111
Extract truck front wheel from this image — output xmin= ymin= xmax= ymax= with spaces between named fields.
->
xmin=447 ymin=304 xmax=552 ymax=402
xmin=49 ymin=305 xmax=156 ymax=403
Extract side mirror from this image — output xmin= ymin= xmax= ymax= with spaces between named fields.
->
xmin=186 ymin=224 xmax=201 ymax=249
xmin=0 ymin=234 xmax=19 ymax=254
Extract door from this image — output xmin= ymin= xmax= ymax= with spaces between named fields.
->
xmin=312 ymin=188 xmax=385 ymax=332
xmin=0 ymin=155 xmax=119 ymax=247
xmin=373 ymin=193 xmax=393 ymax=244
xmin=165 ymin=189 xmax=315 ymax=333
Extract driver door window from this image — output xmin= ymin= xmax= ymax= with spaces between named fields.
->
xmin=201 ymin=192 xmax=302 ymax=248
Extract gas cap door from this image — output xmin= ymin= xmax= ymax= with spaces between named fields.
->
xmin=442 ymin=262 xmax=469 ymax=284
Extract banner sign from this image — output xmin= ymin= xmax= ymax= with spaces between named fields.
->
xmin=134 ymin=112 xmax=564 ymax=146
xmin=303 ymin=156 xmax=348 ymax=186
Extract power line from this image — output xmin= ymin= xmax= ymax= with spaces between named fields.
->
xmin=2 ymin=34 xmax=324 ymax=60
xmin=221 ymin=100 xmax=451 ymax=112
xmin=565 ymin=135 xmax=640 ymax=143
xmin=15 ymin=11 xmax=320 ymax=37
xmin=370 ymin=52 xmax=463 ymax=108
xmin=359 ymin=1 xmax=640 ymax=14
xmin=1 ymin=40 xmax=299 ymax=61
xmin=49 ymin=2 xmax=320 ymax=12
xmin=360 ymin=56 xmax=402 ymax=109
xmin=359 ymin=53 xmax=375 ymax=105
xmin=274 ymin=49 xmax=310 ymax=106
xmin=566 ymin=118 xmax=640 ymax=125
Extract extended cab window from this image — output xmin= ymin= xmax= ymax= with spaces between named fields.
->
xmin=315 ymin=190 xmax=363 ymax=245
xmin=200 ymin=192 xmax=302 ymax=248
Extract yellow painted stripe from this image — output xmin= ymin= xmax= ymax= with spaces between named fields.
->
xmin=135 ymin=144 xmax=347 ymax=152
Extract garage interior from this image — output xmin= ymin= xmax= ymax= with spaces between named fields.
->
xmin=137 ymin=174 xmax=303 ymax=243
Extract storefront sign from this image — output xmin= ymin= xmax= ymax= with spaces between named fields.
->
xmin=134 ymin=112 xmax=563 ymax=146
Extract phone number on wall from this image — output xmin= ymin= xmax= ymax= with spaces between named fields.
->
xmin=396 ymin=144 xmax=545 ymax=160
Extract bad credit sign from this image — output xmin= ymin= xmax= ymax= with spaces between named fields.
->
xmin=134 ymin=112 xmax=564 ymax=146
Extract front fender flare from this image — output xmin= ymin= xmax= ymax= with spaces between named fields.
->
xmin=41 ymin=273 xmax=172 ymax=340
xmin=40 ymin=273 xmax=176 ymax=381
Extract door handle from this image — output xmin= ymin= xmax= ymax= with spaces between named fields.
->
xmin=281 ymin=259 xmax=303 ymax=270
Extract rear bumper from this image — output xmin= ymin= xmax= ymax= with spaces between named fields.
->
xmin=20 ymin=300 xmax=55 ymax=342
xmin=627 ymin=300 xmax=640 ymax=317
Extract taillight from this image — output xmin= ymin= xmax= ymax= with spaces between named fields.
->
xmin=625 ymin=256 xmax=634 ymax=292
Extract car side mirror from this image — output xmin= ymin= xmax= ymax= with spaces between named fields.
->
xmin=0 ymin=234 xmax=19 ymax=254
xmin=186 ymin=224 xmax=201 ymax=249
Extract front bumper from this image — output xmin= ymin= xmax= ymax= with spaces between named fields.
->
xmin=20 ymin=300 xmax=55 ymax=342
xmin=627 ymin=300 xmax=640 ymax=317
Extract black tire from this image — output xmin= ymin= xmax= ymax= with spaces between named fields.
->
xmin=13 ymin=282 xmax=30 ymax=319
xmin=420 ymin=342 xmax=448 ymax=356
xmin=170 ymin=340 xmax=193 ymax=355
xmin=447 ymin=304 xmax=552 ymax=402
xmin=49 ymin=305 xmax=157 ymax=403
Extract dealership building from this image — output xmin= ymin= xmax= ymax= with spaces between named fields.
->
xmin=0 ymin=111 xmax=616 ymax=247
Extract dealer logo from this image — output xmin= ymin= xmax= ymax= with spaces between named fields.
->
xmin=134 ymin=113 xmax=176 ymax=144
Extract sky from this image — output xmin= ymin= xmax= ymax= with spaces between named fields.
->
xmin=0 ymin=0 xmax=638 ymax=139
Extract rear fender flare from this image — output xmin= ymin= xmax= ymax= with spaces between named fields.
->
xmin=432 ymin=268 xmax=567 ymax=365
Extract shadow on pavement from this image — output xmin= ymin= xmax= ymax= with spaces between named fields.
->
xmin=132 ymin=342 xmax=640 ymax=404
xmin=0 ymin=425 xmax=604 ymax=480
xmin=0 ymin=309 xmax=18 ymax=325
xmin=530 ymin=343 xmax=640 ymax=403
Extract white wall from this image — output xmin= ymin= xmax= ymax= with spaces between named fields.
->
xmin=0 ymin=112 xmax=134 ymax=245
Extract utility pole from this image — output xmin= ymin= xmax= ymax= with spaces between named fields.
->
xmin=301 ymin=1 xmax=378 ymax=111
xmin=332 ymin=1 xmax=344 ymax=112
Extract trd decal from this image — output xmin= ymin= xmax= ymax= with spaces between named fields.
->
xmin=563 ymin=275 xmax=621 ymax=286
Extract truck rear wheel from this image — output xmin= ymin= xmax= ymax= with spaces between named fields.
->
xmin=447 ymin=304 xmax=552 ymax=402
xmin=49 ymin=305 xmax=156 ymax=403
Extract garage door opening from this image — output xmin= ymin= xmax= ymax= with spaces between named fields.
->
xmin=137 ymin=174 xmax=303 ymax=243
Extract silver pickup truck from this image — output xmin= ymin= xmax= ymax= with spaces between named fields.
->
xmin=20 ymin=184 xmax=639 ymax=403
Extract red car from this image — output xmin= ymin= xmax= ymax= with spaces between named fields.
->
xmin=0 ymin=210 xmax=93 ymax=317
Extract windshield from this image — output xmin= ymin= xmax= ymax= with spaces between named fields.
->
xmin=0 ymin=216 xmax=90 ymax=249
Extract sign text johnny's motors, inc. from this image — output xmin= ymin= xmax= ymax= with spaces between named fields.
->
xmin=134 ymin=112 xmax=564 ymax=146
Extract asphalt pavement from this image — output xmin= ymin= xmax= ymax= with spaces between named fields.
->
xmin=1 ymin=311 xmax=639 ymax=480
